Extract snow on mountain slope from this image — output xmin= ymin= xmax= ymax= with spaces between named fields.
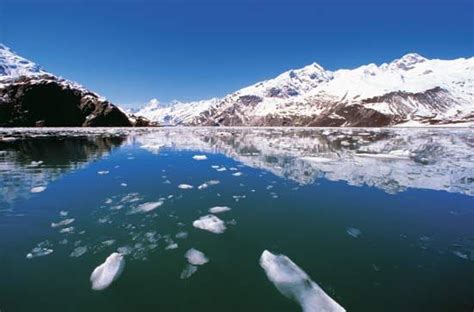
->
xmin=137 ymin=53 xmax=473 ymax=127
xmin=0 ymin=44 xmax=47 ymax=78
xmin=137 ymin=98 xmax=220 ymax=125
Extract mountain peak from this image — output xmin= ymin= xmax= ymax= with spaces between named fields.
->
xmin=0 ymin=43 xmax=46 ymax=78
xmin=389 ymin=53 xmax=427 ymax=71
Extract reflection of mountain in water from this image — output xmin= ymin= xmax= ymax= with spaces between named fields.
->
xmin=135 ymin=128 xmax=473 ymax=196
xmin=0 ymin=134 xmax=125 ymax=207
xmin=0 ymin=127 xmax=472 ymax=204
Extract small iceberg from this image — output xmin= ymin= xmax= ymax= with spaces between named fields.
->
xmin=90 ymin=252 xmax=125 ymax=291
xmin=51 ymin=218 xmax=75 ymax=228
xmin=192 ymin=215 xmax=226 ymax=234
xmin=180 ymin=264 xmax=198 ymax=279
xmin=178 ymin=184 xmax=194 ymax=190
xmin=97 ymin=170 xmax=109 ymax=175
xmin=70 ymin=246 xmax=88 ymax=258
xmin=232 ymin=172 xmax=243 ymax=177
xmin=209 ymin=206 xmax=231 ymax=214
xmin=175 ymin=231 xmax=188 ymax=239
xmin=192 ymin=155 xmax=207 ymax=161
xmin=26 ymin=241 xmax=54 ymax=259
xmin=133 ymin=201 xmax=163 ymax=213
xmin=185 ymin=248 xmax=209 ymax=265
xmin=30 ymin=186 xmax=46 ymax=193
xmin=259 ymin=250 xmax=345 ymax=312
xmin=165 ymin=242 xmax=178 ymax=250
xmin=346 ymin=227 xmax=362 ymax=239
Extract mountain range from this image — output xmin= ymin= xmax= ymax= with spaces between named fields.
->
xmin=137 ymin=53 xmax=473 ymax=127
xmin=1 ymin=43 xmax=472 ymax=127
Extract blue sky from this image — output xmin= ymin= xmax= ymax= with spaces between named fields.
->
xmin=1 ymin=0 xmax=473 ymax=108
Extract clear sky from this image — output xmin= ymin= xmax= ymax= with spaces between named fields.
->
xmin=1 ymin=0 xmax=473 ymax=108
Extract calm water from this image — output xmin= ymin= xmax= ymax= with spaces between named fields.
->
xmin=0 ymin=127 xmax=473 ymax=312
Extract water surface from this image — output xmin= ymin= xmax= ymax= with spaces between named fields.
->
xmin=0 ymin=127 xmax=473 ymax=311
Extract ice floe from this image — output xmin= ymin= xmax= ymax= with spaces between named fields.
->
xmin=30 ymin=186 xmax=46 ymax=193
xmin=346 ymin=227 xmax=362 ymax=238
xmin=180 ymin=264 xmax=198 ymax=279
xmin=209 ymin=206 xmax=232 ymax=214
xmin=259 ymin=250 xmax=345 ymax=312
xmin=26 ymin=241 xmax=53 ymax=259
xmin=178 ymin=184 xmax=194 ymax=190
xmin=192 ymin=215 xmax=227 ymax=234
xmin=192 ymin=155 xmax=207 ymax=161
xmin=51 ymin=218 xmax=75 ymax=228
xmin=175 ymin=231 xmax=188 ymax=239
xmin=59 ymin=226 xmax=74 ymax=234
xmin=132 ymin=201 xmax=163 ymax=213
xmin=90 ymin=252 xmax=125 ymax=290
xmin=165 ymin=242 xmax=179 ymax=250
xmin=185 ymin=248 xmax=209 ymax=265
xmin=59 ymin=210 xmax=68 ymax=217
xmin=232 ymin=172 xmax=243 ymax=177
xmin=97 ymin=170 xmax=109 ymax=175
xmin=70 ymin=246 xmax=88 ymax=257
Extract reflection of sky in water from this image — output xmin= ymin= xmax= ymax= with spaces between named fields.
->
xmin=0 ymin=128 xmax=473 ymax=311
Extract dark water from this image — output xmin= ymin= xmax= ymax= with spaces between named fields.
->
xmin=0 ymin=127 xmax=473 ymax=312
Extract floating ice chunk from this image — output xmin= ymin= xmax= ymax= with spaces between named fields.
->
xmin=133 ymin=201 xmax=163 ymax=213
xmin=207 ymin=180 xmax=220 ymax=186
xmin=175 ymin=231 xmax=188 ymax=239
xmin=192 ymin=155 xmax=207 ymax=161
xmin=232 ymin=172 xmax=243 ymax=177
xmin=90 ymin=252 xmax=125 ymax=291
xmin=180 ymin=264 xmax=198 ymax=279
xmin=120 ymin=183 xmax=127 ymax=187
xmin=185 ymin=248 xmax=209 ymax=265
xmin=216 ymin=167 xmax=227 ymax=172
xmin=198 ymin=183 xmax=209 ymax=190
xmin=97 ymin=170 xmax=109 ymax=175
xmin=59 ymin=210 xmax=68 ymax=217
xmin=26 ymin=241 xmax=53 ymax=259
xmin=346 ymin=227 xmax=362 ymax=238
xmin=165 ymin=242 xmax=179 ymax=250
xmin=453 ymin=251 xmax=469 ymax=260
xmin=178 ymin=184 xmax=194 ymax=190
xmin=70 ymin=246 xmax=88 ymax=257
xmin=117 ymin=246 xmax=133 ymax=255
xmin=102 ymin=239 xmax=116 ymax=246
xmin=259 ymin=250 xmax=345 ymax=312
xmin=30 ymin=186 xmax=46 ymax=193
xmin=192 ymin=215 xmax=226 ymax=234
xmin=60 ymin=226 xmax=74 ymax=234
xmin=209 ymin=206 xmax=231 ymax=214
xmin=27 ymin=160 xmax=44 ymax=168
xmin=51 ymin=218 xmax=75 ymax=228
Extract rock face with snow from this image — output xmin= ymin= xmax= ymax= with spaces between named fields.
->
xmin=0 ymin=44 xmax=150 ymax=127
xmin=138 ymin=53 xmax=473 ymax=127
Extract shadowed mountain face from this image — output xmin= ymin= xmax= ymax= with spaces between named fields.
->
xmin=0 ymin=75 xmax=133 ymax=127
xmin=0 ymin=44 xmax=152 ymax=127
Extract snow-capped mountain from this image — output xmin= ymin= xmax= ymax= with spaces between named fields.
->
xmin=0 ymin=44 xmax=46 ymax=78
xmin=137 ymin=53 xmax=473 ymax=127
xmin=0 ymin=44 xmax=149 ymax=127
